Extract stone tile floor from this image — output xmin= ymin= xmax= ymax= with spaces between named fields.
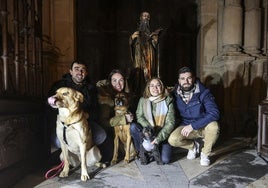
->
xmin=13 ymin=138 xmax=268 ymax=188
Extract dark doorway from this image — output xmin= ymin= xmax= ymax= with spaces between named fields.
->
xmin=76 ymin=0 xmax=197 ymax=87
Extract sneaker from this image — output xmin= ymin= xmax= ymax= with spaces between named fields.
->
xmin=187 ymin=141 xmax=200 ymax=160
xmin=200 ymin=152 xmax=210 ymax=166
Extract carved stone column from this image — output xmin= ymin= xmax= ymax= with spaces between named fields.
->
xmin=0 ymin=0 xmax=8 ymax=91
xmin=244 ymin=0 xmax=261 ymax=55
xmin=262 ymin=0 xmax=268 ymax=55
xmin=222 ymin=0 xmax=243 ymax=54
xmin=207 ymin=0 xmax=259 ymax=137
xmin=42 ymin=0 xmax=75 ymax=89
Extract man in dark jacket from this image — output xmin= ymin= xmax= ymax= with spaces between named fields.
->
xmin=47 ymin=60 xmax=113 ymax=163
xmin=168 ymin=66 xmax=220 ymax=166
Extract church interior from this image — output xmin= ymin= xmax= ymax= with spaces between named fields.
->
xmin=0 ymin=0 xmax=268 ymax=187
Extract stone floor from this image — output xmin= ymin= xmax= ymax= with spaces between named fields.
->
xmin=13 ymin=137 xmax=268 ymax=188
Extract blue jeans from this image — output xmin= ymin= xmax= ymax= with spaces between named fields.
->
xmin=130 ymin=123 xmax=172 ymax=164
xmin=89 ymin=120 xmax=113 ymax=162
xmin=89 ymin=120 xmax=107 ymax=145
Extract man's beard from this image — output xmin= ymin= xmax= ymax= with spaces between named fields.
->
xmin=180 ymin=83 xmax=194 ymax=92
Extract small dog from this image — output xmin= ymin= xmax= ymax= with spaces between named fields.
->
xmin=110 ymin=92 xmax=135 ymax=164
xmin=53 ymin=87 xmax=104 ymax=181
xmin=140 ymin=126 xmax=163 ymax=165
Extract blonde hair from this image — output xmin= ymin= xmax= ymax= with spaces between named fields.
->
xmin=143 ymin=77 xmax=165 ymax=98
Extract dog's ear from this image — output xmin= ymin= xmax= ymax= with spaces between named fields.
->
xmin=75 ymin=91 xmax=84 ymax=103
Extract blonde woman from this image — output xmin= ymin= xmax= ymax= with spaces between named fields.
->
xmin=130 ymin=78 xmax=175 ymax=164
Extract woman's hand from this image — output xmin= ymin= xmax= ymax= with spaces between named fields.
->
xmin=151 ymin=138 xmax=158 ymax=145
xmin=125 ymin=113 xmax=134 ymax=123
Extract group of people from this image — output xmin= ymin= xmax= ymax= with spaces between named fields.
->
xmin=47 ymin=11 xmax=219 ymax=167
xmin=47 ymin=60 xmax=220 ymax=167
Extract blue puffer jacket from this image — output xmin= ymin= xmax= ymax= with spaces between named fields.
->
xmin=173 ymin=79 xmax=220 ymax=130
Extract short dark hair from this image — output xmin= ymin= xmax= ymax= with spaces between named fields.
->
xmin=108 ymin=69 xmax=125 ymax=82
xmin=70 ymin=60 xmax=88 ymax=69
xmin=178 ymin=66 xmax=195 ymax=77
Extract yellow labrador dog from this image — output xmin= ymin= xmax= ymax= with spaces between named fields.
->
xmin=54 ymin=87 xmax=103 ymax=181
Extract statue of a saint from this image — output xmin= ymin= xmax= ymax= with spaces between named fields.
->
xmin=129 ymin=12 xmax=162 ymax=95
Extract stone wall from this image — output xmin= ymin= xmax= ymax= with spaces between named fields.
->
xmin=0 ymin=99 xmax=48 ymax=187
xmin=42 ymin=0 xmax=268 ymax=138
xmin=199 ymin=0 xmax=268 ymax=137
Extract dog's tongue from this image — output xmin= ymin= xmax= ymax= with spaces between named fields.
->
xmin=48 ymin=96 xmax=57 ymax=108
xmin=48 ymin=96 xmax=56 ymax=104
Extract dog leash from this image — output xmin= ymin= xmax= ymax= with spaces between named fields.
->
xmin=45 ymin=161 xmax=64 ymax=179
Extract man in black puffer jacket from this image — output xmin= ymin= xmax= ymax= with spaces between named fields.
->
xmin=47 ymin=60 xmax=113 ymax=163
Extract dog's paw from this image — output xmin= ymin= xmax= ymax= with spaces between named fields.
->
xmin=141 ymin=161 xmax=147 ymax=165
xmin=95 ymin=162 xmax=107 ymax=168
xmin=140 ymin=158 xmax=148 ymax=165
xmin=59 ymin=171 xmax=69 ymax=178
xmin=81 ymin=174 xmax=90 ymax=181
xmin=123 ymin=158 xmax=130 ymax=164
xmin=156 ymin=161 xmax=163 ymax=165
xmin=111 ymin=160 xmax=117 ymax=165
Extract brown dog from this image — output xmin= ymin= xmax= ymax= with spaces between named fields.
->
xmin=110 ymin=92 xmax=135 ymax=165
xmin=54 ymin=87 xmax=104 ymax=181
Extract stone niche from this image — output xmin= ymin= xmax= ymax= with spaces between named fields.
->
xmin=258 ymin=98 xmax=268 ymax=158
xmin=203 ymin=54 xmax=267 ymax=138
xmin=0 ymin=99 xmax=49 ymax=188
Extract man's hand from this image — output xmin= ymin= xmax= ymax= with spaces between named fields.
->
xmin=181 ymin=125 xmax=193 ymax=137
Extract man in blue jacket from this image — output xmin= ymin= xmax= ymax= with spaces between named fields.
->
xmin=168 ymin=66 xmax=220 ymax=166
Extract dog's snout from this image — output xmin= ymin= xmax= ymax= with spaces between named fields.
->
xmin=54 ymin=95 xmax=61 ymax=102
xmin=115 ymin=100 xmax=123 ymax=106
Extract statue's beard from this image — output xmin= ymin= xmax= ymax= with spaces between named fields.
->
xmin=138 ymin=20 xmax=151 ymax=44
xmin=138 ymin=20 xmax=151 ymax=34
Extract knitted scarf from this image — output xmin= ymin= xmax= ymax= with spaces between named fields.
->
xmin=144 ymin=95 xmax=168 ymax=127
xmin=177 ymin=84 xmax=196 ymax=104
